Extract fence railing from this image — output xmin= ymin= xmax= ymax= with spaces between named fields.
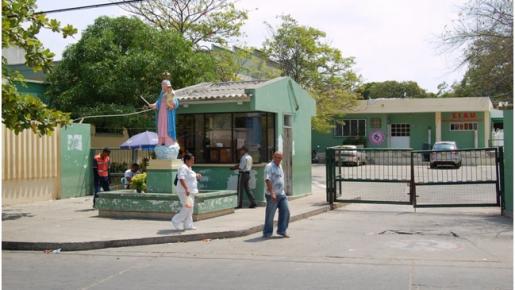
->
xmin=326 ymin=146 xmax=503 ymax=208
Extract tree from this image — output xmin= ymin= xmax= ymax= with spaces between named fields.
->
xmin=47 ymin=16 xmax=217 ymax=130
xmin=2 ymin=0 xmax=77 ymax=135
xmin=211 ymin=46 xmax=282 ymax=82
xmin=357 ymin=81 xmax=432 ymax=99
xmin=120 ymin=0 xmax=248 ymax=47
xmin=441 ymin=0 xmax=513 ymax=100
xmin=263 ymin=15 xmax=361 ymax=132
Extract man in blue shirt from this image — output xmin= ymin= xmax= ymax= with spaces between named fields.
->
xmin=263 ymin=151 xmax=290 ymax=238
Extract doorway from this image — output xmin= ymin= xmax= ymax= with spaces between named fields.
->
xmin=390 ymin=123 xmax=411 ymax=149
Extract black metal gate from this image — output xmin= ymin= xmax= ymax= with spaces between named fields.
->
xmin=326 ymin=147 xmax=413 ymax=205
xmin=326 ymin=146 xmax=503 ymax=208
xmin=411 ymin=147 xmax=502 ymax=207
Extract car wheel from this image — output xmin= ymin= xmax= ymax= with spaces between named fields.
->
xmin=430 ymin=163 xmax=436 ymax=169
xmin=455 ymin=162 xmax=462 ymax=169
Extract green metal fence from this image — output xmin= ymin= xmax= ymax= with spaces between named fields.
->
xmin=326 ymin=146 xmax=503 ymax=209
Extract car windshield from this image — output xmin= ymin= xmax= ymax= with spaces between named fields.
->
xmin=434 ymin=143 xmax=456 ymax=151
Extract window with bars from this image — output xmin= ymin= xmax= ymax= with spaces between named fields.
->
xmin=390 ymin=124 xmax=410 ymax=136
xmin=450 ymin=122 xmax=478 ymax=131
xmin=334 ymin=119 xmax=366 ymax=137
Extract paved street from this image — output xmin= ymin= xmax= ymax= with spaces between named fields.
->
xmin=3 ymin=203 xmax=512 ymax=290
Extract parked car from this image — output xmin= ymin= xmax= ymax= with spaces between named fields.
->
xmin=429 ymin=141 xmax=462 ymax=169
xmin=338 ymin=145 xmax=366 ymax=166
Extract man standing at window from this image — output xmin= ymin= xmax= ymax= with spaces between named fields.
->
xmin=263 ymin=151 xmax=290 ymax=238
xmin=231 ymin=146 xmax=257 ymax=208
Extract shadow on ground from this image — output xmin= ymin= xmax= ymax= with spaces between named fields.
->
xmin=2 ymin=212 xmax=34 ymax=221
xmin=157 ymin=229 xmax=184 ymax=235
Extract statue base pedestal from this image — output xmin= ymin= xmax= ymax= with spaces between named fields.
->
xmin=146 ymin=159 xmax=183 ymax=194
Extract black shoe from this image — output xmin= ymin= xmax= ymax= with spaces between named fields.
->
xmin=249 ymin=204 xmax=257 ymax=208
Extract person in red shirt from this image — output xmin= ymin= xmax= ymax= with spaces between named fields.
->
xmin=93 ymin=148 xmax=111 ymax=207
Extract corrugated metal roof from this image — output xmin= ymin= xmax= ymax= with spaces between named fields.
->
xmin=175 ymin=79 xmax=270 ymax=102
xmin=344 ymin=97 xmax=493 ymax=114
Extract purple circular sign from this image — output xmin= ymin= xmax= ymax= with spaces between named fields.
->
xmin=369 ymin=130 xmax=385 ymax=145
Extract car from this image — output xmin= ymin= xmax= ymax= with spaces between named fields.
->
xmin=429 ymin=141 xmax=462 ymax=169
xmin=337 ymin=145 xmax=366 ymax=166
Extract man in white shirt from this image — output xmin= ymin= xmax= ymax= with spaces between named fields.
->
xmin=122 ymin=163 xmax=139 ymax=189
xmin=231 ymin=146 xmax=257 ymax=208
xmin=263 ymin=151 xmax=290 ymax=238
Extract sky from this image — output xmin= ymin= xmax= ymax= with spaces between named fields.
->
xmin=35 ymin=0 xmax=469 ymax=93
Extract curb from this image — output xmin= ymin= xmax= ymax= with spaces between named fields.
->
xmin=2 ymin=203 xmax=344 ymax=252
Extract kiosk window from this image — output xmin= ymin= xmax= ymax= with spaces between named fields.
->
xmin=176 ymin=112 xmax=276 ymax=163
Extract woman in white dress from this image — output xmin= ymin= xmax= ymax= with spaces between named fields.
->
xmin=171 ymin=153 xmax=202 ymax=230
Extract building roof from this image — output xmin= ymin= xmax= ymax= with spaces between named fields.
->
xmin=344 ymin=97 xmax=493 ymax=114
xmin=174 ymin=78 xmax=282 ymax=103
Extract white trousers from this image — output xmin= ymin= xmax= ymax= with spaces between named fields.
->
xmin=171 ymin=192 xmax=195 ymax=229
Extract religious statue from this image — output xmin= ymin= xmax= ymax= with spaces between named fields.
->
xmin=150 ymin=72 xmax=180 ymax=159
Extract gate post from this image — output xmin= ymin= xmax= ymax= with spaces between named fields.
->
xmin=326 ymin=148 xmax=335 ymax=205
xmin=497 ymin=147 xmax=504 ymax=208
xmin=410 ymin=151 xmax=416 ymax=207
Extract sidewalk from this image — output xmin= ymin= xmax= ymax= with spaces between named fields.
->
xmin=2 ymin=189 xmax=336 ymax=251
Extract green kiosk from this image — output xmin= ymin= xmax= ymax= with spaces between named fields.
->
xmin=96 ymin=77 xmax=316 ymax=220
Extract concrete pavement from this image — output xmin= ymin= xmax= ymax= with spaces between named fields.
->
xmin=2 ymin=166 xmax=332 ymax=251
xmin=3 ymin=204 xmax=512 ymax=290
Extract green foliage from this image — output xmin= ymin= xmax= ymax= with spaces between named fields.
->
xmin=131 ymin=172 xmax=147 ymax=192
xmin=441 ymin=0 xmax=513 ymax=101
xmin=2 ymin=0 xmax=77 ymax=135
xmin=122 ymin=0 xmax=248 ymax=46
xmin=110 ymin=162 xmax=128 ymax=173
xmin=47 ymin=16 xmax=218 ymax=130
xmin=211 ymin=46 xmax=282 ymax=81
xmin=263 ymin=15 xmax=361 ymax=133
xmin=357 ymin=81 xmax=432 ymax=99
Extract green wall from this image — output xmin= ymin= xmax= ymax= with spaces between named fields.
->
xmin=313 ymin=113 xmax=435 ymax=150
xmin=60 ymin=124 xmax=92 ymax=198
xmin=193 ymin=164 xmax=266 ymax=205
xmin=389 ymin=113 xmax=435 ymax=150
xmin=313 ymin=111 xmax=490 ymax=150
xmin=441 ymin=112 xmax=485 ymax=149
xmin=503 ymin=110 xmax=513 ymax=216
xmin=253 ymin=78 xmax=316 ymax=196
xmin=14 ymin=81 xmax=50 ymax=104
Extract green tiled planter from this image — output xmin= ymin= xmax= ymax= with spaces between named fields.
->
xmin=96 ymin=190 xmax=237 ymax=221
xmin=146 ymin=159 xmax=182 ymax=194
xmin=146 ymin=169 xmax=177 ymax=194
